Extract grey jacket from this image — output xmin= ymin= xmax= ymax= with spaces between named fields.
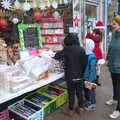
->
xmin=107 ymin=31 xmax=120 ymax=73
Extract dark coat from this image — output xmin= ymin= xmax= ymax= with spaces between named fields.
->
xmin=64 ymin=45 xmax=87 ymax=81
xmin=107 ymin=31 xmax=120 ymax=73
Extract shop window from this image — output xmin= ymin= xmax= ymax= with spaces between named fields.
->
xmin=86 ymin=4 xmax=97 ymax=19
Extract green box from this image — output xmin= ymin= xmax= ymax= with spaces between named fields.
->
xmin=37 ymin=85 xmax=68 ymax=108
xmin=25 ymin=92 xmax=56 ymax=117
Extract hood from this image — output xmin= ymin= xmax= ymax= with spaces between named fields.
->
xmin=85 ymin=39 xmax=95 ymax=55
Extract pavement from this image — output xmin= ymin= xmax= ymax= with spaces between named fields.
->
xmin=45 ymin=66 xmax=120 ymax=120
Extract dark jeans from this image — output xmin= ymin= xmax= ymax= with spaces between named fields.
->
xmin=111 ymin=73 xmax=120 ymax=111
xmin=67 ymin=80 xmax=83 ymax=110
xmin=84 ymin=87 xmax=96 ymax=105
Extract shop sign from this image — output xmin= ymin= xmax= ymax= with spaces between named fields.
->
xmin=18 ymin=24 xmax=42 ymax=50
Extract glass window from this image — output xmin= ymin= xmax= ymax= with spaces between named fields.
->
xmin=86 ymin=4 xmax=97 ymax=19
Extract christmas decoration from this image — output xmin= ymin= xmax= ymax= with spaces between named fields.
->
xmin=22 ymin=0 xmax=31 ymax=11
xmin=47 ymin=0 xmax=51 ymax=8
xmin=1 ymin=0 xmax=12 ymax=10
xmin=39 ymin=0 xmax=46 ymax=10
xmin=0 ymin=19 xmax=8 ymax=29
xmin=14 ymin=0 xmax=21 ymax=9
xmin=34 ymin=12 xmax=41 ymax=20
xmin=52 ymin=0 xmax=58 ymax=9
xmin=12 ymin=18 xmax=19 ymax=24
xmin=64 ymin=0 xmax=68 ymax=4
xmin=32 ymin=0 xmax=37 ymax=9
xmin=53 ymin=11 xmax=60 ymax=19
xmin=59 ymin=0 xmax=62 ymax=4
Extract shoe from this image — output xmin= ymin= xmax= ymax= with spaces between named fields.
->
xmin=105 ymin=99 xmax=117 ymax=106
xmin=75 ymin=107 xmax=84 ymax=114
xmin=109 ymin=110 xmax=120 ymax=119
xmin=62 ymin=107 xmax=74 ymax=116
xmin=97 ymin=82 xmax=101 ymax=86
xmin=85 ymin=104 xmax=96 ymax=111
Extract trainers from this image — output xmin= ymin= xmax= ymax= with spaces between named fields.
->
xmin=85 ymin=104 xmax=96 ymax=111
xmin=105 ymin=99 xmax=117 ymax=106
xmin=109 ymin=110 xmax=120 ymax=119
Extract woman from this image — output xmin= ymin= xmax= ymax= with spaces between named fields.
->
xmin=106 ymin=16 xmax=120 ymax=119
xmin=92 ymin=29 xmax=104 ymax=86
xmin=55 ymin=33 xmax=87 ymax=115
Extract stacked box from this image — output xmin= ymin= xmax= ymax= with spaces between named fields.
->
xmin=8 ymin=99 xmax=43 ymax=120
xmin=56 ymin=81 xmax=67 ymax=89
xmin=0 ymin=109 xmax=10 ymax=120
xmin=25 ymin=92 xmax=56 ymax=116
xmin=37 ymin=85 xmax=68 ymax=108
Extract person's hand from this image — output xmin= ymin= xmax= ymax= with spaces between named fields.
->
xmin=105 ymin=60 xmax=109 ymax=65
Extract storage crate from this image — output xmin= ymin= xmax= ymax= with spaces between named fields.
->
xmin=25 ymin=92 xmax=56 ymax=116
xmin=8 ymin=99 xmax=44 ymax=120
xmin=37 ymin=85 xmax=68 ymax=108
xmin=0 ymin=109 xmax=10 ymax=120
xmin=56 ymin=82 xmax=67 ymax=89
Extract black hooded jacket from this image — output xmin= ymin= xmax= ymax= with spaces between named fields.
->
xmin=55 ymin=33 xmax=87 ymax=82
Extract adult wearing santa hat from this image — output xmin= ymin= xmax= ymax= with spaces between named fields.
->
xmin=92 ymin=21 xmax=105 ymax=86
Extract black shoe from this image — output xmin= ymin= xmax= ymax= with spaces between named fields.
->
xmin=96 ymin=82 xmax=101 ymax=86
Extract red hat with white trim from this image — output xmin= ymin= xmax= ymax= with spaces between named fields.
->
xmin=95 ymin=21 xmax=104 ymax=29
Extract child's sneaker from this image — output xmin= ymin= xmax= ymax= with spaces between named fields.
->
xmin=85 ymin=104 xmax=96 ymax=111
xmin=105 ymin=99 xmax=117 ymax=106
xmin=109 ymin=110 xmax=120 ymax=119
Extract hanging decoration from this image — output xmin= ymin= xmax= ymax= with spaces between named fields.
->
xmin=22 ymin=0 xmax=31 ymax=11
xmin=59 ymin=0 xmax=62 ymax=4
xmin=34 ymin=12 xmax=41 ymax=21
xmin=53 ymin=11 xmax=60 ymax=19
xmin=14 ymin=0 xmax=21 ymax=9
xmin=64 ymin=0 xmax=68 ymax=4
xmin=1 ymin=0 xmax=12 ymax=10
xmin=46 ymin=0 xmax=51 ymax=8
xmin=0 ymin=19 xmax=8 ymax=29
xmin=52 ymin=0 xmax=58 ymax=9
xmin=12 ymin=18 xmax=19 ymax=24
xmin=32 ymin=0 xmax=37 ymax=9
xmin=39 ymin=0 xmax=46 ymax=10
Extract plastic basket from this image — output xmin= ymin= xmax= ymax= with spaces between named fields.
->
xmin=37 ymin=85 xmax=68 ymax=108
xmin=0 ymin=109 xmax=10 ymax=120
xmin=56 ymin=81 xmax=67 ymax=89
xmin=8 ymin=99 xmax=44 ymax=120
xmin=25 ymin=92 xmax=56 ymax=117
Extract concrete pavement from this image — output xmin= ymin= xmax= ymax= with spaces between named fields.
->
xmin=45 ymin=66 xmax=119 ymax=120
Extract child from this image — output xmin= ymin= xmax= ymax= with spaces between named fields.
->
xmin=84 ymin=38 xmax=97 ymax=111
xmin=55 ymin=33 xmax=87 ymax=115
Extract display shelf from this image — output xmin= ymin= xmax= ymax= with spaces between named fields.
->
xmin=42 ymin=34 xmax=64 ymax=37
xmin=40 ymin=17 xmax=64 ymax=51
xmin=40 ymin=19 xmax=63 ymax=23
xmin=0 ymin=73 xmax=64 ymax=104
xmin=43 ymin=42 xmax=61 ymax=44
xmin=41 ymin=28 xmax=64 ymax=30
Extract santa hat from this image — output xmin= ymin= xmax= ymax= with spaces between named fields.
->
xmin=95 ymin=21 xmax=104 ymax=29
xmin=85 ymin=32 xmax=93 ymax=39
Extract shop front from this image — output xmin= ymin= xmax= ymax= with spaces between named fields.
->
xmin=0 ymin=0 xmax=85 ymax=119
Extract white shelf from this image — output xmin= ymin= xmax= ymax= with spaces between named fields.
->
xmin=0 ymin=73 xmax=64 ymax=104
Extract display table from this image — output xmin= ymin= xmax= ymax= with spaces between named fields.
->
xmin=0 ymin=73 xmax=64 ymax=104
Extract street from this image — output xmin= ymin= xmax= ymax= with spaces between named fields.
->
xmin=46 ymin=66 xmax=119 ymax=120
